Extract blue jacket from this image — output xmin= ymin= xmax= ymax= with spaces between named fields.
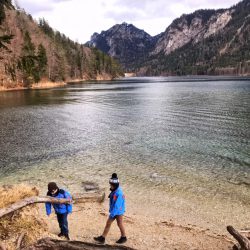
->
xmin=109 ymin=187 xmax=125 ymax=218
xmin=45 ymin=189 xmax=72 ymax=215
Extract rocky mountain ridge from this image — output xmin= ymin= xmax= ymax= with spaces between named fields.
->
xmin=87 ymin=22 xmax=158 ymax=71
xmin=87 ymin=0 xmax=250 ymax=75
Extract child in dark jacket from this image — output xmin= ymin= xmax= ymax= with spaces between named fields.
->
xmin=45 ymin=182 xmax=72 ymax=240
xmin=94 ymin=173 xmax=127 ymax=244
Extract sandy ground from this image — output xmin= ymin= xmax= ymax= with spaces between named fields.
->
xmin=40 ymin=198 xmax=234 ymax=250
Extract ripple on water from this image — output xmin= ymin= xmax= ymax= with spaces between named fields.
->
xmin=0 ymin=77 xmax=249 ymax=230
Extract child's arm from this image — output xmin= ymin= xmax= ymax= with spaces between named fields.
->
xmin=64 ymin=191 xmax=73 ymax=213
xmin=45 ymin=202 xmax=51 ymax=216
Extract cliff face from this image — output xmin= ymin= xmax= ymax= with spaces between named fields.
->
xmin=144 ymin=0 xmax=250 ymax=76
xmin=87 ymin=0 xmax=250 ymax=76
xmin=153 ymin=9 xmax=232 ymax=55
xmin=0 ymin=3 xmax=123 ymax=89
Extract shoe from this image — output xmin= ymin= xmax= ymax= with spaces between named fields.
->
xmin=116 ymin=236 xmax=127 ymax=244
xmin=94 ymin=235 xmax=105 ymax=244
xmin=64 ymin=234 xmax=70 ymax=240
xmin=58 ymin=232 xmax=64 ymax=237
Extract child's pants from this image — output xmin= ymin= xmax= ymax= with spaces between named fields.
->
xmin=57 ymin=213 xmax=69 ymax=235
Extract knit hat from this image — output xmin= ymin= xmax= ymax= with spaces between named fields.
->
xmin=48 ymin=182 xmax=58 ymax=192
xmin=109 ymin=173 xmax=119 ymax=184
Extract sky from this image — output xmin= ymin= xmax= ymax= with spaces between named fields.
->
xmin=15 ymin=0 xmax=241 ymax=43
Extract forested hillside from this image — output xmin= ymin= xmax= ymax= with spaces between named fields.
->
xmin=142 ymin=0 xmax=250 ymax=76
xmin=0 ymin=0 xmax=123 ymax=89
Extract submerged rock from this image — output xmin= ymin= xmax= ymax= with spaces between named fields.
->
xmin=82 ymin=182 xmax=100 ymax=192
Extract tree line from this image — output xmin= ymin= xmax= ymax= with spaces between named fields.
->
xmin=0 ymin=3 xmax=123 ymax=88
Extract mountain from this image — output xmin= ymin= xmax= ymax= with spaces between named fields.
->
xmin=87 ymin=0 xmax=250 ymax=76
xmin=152 ymin=9 xmax=229 ymax=55
xmin=0 ymin=1 xmax=123 ymax=90
xmin=86 ymin=22 xmax=159 ymax=72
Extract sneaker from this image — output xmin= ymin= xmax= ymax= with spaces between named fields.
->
xmin=94 ymin=235 xmax=105 ymax=244
xmin=58 ymin=232 xmax=64 ymax=237
xmin=116 ymin=236 xmax=127 ymax=244
xmin=64 ymin=234 xmax=70 ymax=240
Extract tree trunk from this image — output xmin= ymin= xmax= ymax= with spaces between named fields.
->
xmin=227 ymin=226 xmax=250 ymax=250
xmin=22 ymin=237 xmax=135 ymax=250
xmin=0 ymin=243 xmax=6 ymax=250
xmin=0 ymin=192 xmax=105 ymax=218
xmin=17 ymin=232 xmax=25 ymax=250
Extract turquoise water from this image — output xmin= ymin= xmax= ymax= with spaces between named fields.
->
xmin=0 ymin=77 xmax=249 ymax=207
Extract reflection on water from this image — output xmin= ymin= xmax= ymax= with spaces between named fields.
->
xmin=0 ymin=77 xmax=249 ymax=227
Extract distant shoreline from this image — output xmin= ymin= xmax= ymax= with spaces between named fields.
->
xmin=0 ymin=81 xmax=67 ymax=92
xmin=0 ymin=75 xmax=249 ymax=92
xmin=0 ymin=76 xmax=117 ymax=92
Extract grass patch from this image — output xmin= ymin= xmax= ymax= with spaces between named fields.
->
xmin=0 ymin=184 xmax=48 ymax=249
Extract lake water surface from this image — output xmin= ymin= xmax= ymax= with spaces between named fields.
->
xmin=0 ymin=77 xmax=249 ymax=230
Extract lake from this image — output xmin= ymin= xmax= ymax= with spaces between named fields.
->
xmin=0 ymin=76 xmax=249 ymax=230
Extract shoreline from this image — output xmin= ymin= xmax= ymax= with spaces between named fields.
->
xmin=0 ymin=183 xmax=235 ymax=250
xmin=0 ymin=76 xmax=118 ymax=92
xmin=1 ymin=75 xmax=249 ymax=92
xmin=0 ymin=81 xmax=67 ymax=92
xmin=42 ymin=186 xmax=235 ymax=250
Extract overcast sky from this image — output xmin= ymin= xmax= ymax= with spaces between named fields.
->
xmin=16 ymin=0 xmax=241 ymax=43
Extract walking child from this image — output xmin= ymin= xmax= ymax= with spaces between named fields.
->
xmin=94 ymin=173 xmax=127 ymax=244
xmin=45 ymin=182 xmax=72 ymax=240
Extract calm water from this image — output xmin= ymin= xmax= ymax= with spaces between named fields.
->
xmin=0 ymin=77 xmax=249 ymax=209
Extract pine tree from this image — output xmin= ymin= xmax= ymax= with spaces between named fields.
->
xmin=0 ymin=0 xmax=14 ymax=51
xmin=37 ymin=44 xmax=47 ymax=77
xmin=18 ymin=31 xmax=39 ymax=85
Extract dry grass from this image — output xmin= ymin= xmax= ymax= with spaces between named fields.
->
xmin=0 ymin=185 xmax=48 ymax=250
xmin=0 ymin=184 xmax=39 ymax=208
xmin=31 ymin=81 xmax=67 ymax=89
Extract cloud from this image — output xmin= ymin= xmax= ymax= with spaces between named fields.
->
xmin=16 ymin=0 xmax=71 ymax=14
xmin=110 ymin=0 xmax=240 ymax=21
xmin=17 ymin=0 xmax=241 ymax=43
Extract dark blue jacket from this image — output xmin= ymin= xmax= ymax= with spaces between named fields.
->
xmin=109 ymin=187 xmax=125 ymax=218
xmin=45 ymin=189 xmax=72 ymax=215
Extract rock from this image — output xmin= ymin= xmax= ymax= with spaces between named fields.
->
xmin=150 ymin=173 xmax=158 ymax=178
xmin=82 ymin=182 xmax=100 ymax=192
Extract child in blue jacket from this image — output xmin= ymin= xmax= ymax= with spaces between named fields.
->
xmin=94 ymin=173 xmax=127 ymax=244
xmin=45 ymin=182 xmax=72 ymax=240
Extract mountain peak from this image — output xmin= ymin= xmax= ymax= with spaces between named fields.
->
xmin=86 ymin=23 xmax=155 ymax=71
xmin=86 ymin=0 xmax=250 ymax=75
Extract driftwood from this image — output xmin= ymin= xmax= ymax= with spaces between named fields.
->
xmin=0 ymin=243 xmax=6 ymax=250
xmin=0 ymin=192 xmax=105 ymax=219
xmin=22 ymin=237 xmax=135 ymax=250
xmin=73 ymin=192 xmax=105 ymax=203
xmin=17 ymin=232 xmax=26 ymax=249
xmin=240 ymin=231 xmax=250 ymax=234
xmin=227 ymin=226 xmax=250 ymax=250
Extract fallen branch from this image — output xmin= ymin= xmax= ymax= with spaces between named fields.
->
xmin=73 ymin=192 xmax=105 ymax=203
xmin=227 ymin=225 xmax=250 ymax=250
xmin=240 ymin=230 xmax=250 ymax=234
xmin=0 ymin=243 xmax=6 ymax=250
xmin=0 ymin=192 xmax=105 ymax=218
xmin=22 ymin=237 xmax=135 ymax=250
xmin=17 ymin=232 xmax=25 ymax=250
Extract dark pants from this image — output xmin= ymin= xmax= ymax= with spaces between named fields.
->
xmin=57 ymin=213 xmax=69 ymax=235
